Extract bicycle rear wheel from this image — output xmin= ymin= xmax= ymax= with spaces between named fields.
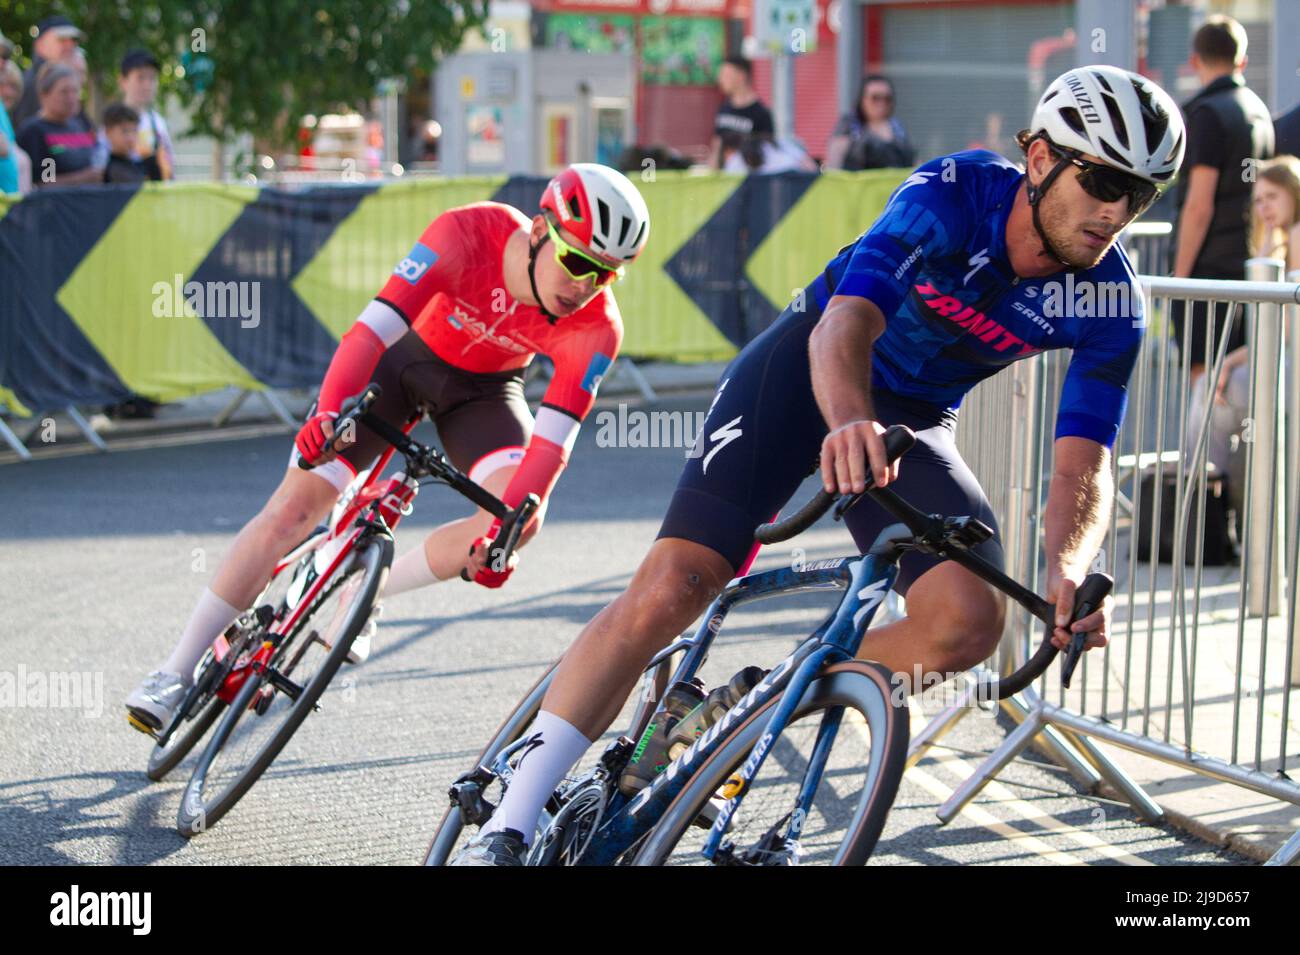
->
xmin=631 ymin=660 xmax=908 ymax=866
xmin=176 ymin=533 xmax=392 ymax=837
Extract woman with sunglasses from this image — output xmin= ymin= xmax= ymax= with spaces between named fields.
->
xmin=452 ymin=66 xmax=1186 ymax=865
xmin=825 ymin=74 xmax=915 ymax=171
xmin=126 ymin=163 xmax=650 ymax=733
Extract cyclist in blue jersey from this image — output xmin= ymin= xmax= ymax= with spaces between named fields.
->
xmin=454 ymin=66 xmax=1186 ymax=865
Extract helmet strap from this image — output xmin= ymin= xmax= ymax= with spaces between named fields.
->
xmin=1025 ymin=153 xmax=1075 ymax=269
xmin=528 ymin=232 xmax=561 ymax=324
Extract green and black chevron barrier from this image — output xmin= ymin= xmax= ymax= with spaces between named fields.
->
xmin=0 ymin=169 xmax=907 ymax=416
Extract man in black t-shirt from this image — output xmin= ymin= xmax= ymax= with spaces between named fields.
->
xmin=711 ymin=56 xmax=774 ymax=169
xmin=1170 ymin=14 xmax=1274 ymax=379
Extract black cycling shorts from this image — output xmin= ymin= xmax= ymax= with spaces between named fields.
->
xmin=656 ymin=297 xmax=1005 ymax=596
xmin=294 ymin=330 xmax=532 ymax=491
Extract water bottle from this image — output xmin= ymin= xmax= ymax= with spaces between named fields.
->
xmin=666 ymin=666 xmax=766 ymax=761
xmin=618 ymin=680 xmax=705 ymax=795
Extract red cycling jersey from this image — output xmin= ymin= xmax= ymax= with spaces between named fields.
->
xmin=313 ymin=201 xmax=623 ymax=511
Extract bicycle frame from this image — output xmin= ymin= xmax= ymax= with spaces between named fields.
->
xmin=570 ymin=547 xmax=903 ymax=866
xmin=201 ymin=419 xmax=422 ymax=717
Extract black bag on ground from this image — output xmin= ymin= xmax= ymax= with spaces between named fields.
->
xmin=1133 ymin=470 xmax=1237 ymax=566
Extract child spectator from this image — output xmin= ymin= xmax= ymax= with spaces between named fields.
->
xmin=116 ymin=49 xmax=174 ymax=180
xmin=102 ymin=102 xmax=160 ymax=183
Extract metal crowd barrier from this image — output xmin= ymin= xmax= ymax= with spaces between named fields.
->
xmin=931 ymin=262 xmax=1300 ymax=865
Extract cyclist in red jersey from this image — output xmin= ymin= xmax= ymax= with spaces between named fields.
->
xmin=126 ymin=163 xmax=650 ymax=733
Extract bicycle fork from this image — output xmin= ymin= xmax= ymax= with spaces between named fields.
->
xmin=701 ymin=555 xmax=899 ymax=862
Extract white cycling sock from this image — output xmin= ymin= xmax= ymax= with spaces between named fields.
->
xmin=164 ymin=588 xmax=240 ymax=682
xmin=484 ymin=710 xmax=593 ymax=845
xmin=381 ymin=544 xmax=442 ymax=597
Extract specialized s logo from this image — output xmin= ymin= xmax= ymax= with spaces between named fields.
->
xmin=963 ymin=247 xmax=990 ymax=285
xmin=515 ymin=732 xmax=544 ymax=767
xmin=701 ymin=416 xmax=743 ymax=475
xmin=897 ymin=171 xmax=935 ymax=192
xmin=393 ymin=242 xmax=438 ymax=285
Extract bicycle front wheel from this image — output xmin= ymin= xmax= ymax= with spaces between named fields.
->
xmin=146 ymin=531 xmax=319 ymax=783
xmin=631 ymin=660 xmax=908 ymax=866
xmin=176 ymin=534 xmax=392 ymax=837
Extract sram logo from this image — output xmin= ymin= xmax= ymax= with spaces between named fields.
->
xmin=626 ymin=655 xmax=794 ymax=816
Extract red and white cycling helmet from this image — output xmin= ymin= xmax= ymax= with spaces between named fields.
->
xmin=540 ymin=163 xmax=651 ymax=263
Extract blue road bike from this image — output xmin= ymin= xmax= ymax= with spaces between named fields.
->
xmin=424 ymin=425 xmax=1110 ymax=865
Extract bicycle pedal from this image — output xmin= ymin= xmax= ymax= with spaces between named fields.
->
xmin=126 ymin=713 xmax=159 ymax=740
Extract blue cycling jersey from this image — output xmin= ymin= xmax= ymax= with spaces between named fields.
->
xmin=815 ymin=149 xmax=1145 ymax=448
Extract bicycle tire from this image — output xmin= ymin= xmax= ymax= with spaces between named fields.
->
xmin=146 ymin=695 xmax=227 ymax=782
xmin=422 ymin=662 xmax=557 ymax=865
xmin=144 ymin=531 xmax=322 ymax=783
xmin=631 ymin=660 xmax=908 ymax=866
xmin=176 ymin=534 xmax=392 ymax=838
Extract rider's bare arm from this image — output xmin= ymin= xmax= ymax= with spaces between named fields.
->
xmin=809 ymin=294 xmax=896 ymax=492
xmin=1042 ymin=435 xmax=1113 ymax=648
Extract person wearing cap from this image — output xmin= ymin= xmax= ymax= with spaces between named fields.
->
xmin=11 ymin=14 xmax=83 ymax=129
xmin=116 ymin=48 xmax=174 ymax=180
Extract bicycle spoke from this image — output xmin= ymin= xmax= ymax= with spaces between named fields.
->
xmin=658 ymin=711 xmax=878 ymax=866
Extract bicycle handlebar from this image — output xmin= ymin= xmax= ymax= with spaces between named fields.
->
xmin=755 ymin=423 xmax=1114 ymax=694
xmin=755 ymin=425 xmax=917 ymax=545
xmin=297 ymin=385 xmax=538 ymax=582
xmin=296 ymin=384 xmax=383 ymax=472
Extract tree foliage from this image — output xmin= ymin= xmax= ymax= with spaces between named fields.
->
xmin=1 ymin=1 xmax=489 ymax=146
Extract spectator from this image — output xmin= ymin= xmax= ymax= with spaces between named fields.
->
xmin=710 ymin=57 xmax=773 ymax=169
xmin=1276 ymin=102 xmax=1300 ymax=160
xmin=115 ymin=49 xmax=175 ymax=180
xmin=721 ymin=130 xmax=816 ymax=175
xmin=1170 ymin=14 xmax=1274 ymax=386
xmin=0 ymin=47 xmax=20 ymax=194
xmin=11 ymin=14 xmax=82 ymax=129
xmin=102 ymin=102 xmax=161 ymax=183
xmin=1197 ymin=156 xmax=1299 ymax=515
xmin=15 ymin=62 xmax=103 ymax=188
xmin=825 ymin=74 xmax=916 ymax=171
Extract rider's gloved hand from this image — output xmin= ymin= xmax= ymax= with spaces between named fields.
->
xmin=295 ymin=410 xmax=339 ymax=465
xmin=465 ymin=519 xmax=518 ymax=588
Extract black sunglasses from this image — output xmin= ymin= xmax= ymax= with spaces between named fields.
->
xmin=1049 ymin=143 xmax=1159 ymax=216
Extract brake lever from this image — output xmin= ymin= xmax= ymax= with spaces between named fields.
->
xmin=1059 ymin=572 xmax=1113 ymax=688
xmin=460 ymin=494 xmax=540 ymax=583
xmin=297 ymin=384 xmax=383 ymax=469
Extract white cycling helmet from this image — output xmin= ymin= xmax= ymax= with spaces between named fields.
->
xmin=541 ymin=162 xmax=650 ymax=263
xmin=1029 ymin=65 xmax=1185 ymax=185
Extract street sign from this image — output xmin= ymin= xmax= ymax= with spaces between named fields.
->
xmin=755 ymin=0 xmax=817 ymax=55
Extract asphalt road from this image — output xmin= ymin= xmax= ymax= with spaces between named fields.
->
xmin=0 ymin=394 xmax=1250 ymax=865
